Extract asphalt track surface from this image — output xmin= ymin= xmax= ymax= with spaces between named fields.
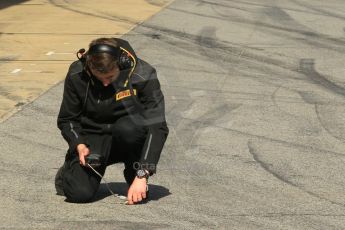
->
xmin=2 ymin=0 xmax=345 ymax=229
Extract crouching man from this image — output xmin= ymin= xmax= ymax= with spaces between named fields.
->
xmin=55 ymin=37 xmax=169 ymax=205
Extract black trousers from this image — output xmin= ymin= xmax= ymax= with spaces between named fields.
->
xmin=61 ymin=115 xmax=147 ymax=203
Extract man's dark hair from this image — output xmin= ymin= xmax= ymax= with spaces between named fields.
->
xmin=87 ymin=38 xmax=119 ymax=73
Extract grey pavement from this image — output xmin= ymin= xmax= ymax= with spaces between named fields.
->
xmin=2 ymin=0 xmax=345 ymax=229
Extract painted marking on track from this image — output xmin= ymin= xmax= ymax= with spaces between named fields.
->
xmin=46 ymin=51 xmax=73 ymax=56
xmin=23 ymin=70 xmax=44 ymax=73
xmin=8 ymin=69 xmax=45 ymax=74
xmin=11 ymin=69 xmax=22 ymax=74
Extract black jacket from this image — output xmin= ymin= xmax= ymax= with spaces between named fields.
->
xmin=57 ymin=39 xmax=169 ymax=173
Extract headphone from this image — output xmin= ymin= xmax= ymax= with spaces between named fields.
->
xmin=77 ymin=43 xmax=134 ymax=71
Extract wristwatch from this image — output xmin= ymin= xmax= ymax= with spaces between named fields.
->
xmin=136 ymin=169 xmax=149 ymax=179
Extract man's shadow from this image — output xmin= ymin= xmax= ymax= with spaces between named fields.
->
xmin=92 ymin=182 xmax=171 ymax=203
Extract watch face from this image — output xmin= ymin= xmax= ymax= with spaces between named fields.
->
xmin=136 ymin=170 xmax=146 ymax=178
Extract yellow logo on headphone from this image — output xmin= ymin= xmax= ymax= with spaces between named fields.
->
xmin=115 ymin=89 xmax=136 ymax=101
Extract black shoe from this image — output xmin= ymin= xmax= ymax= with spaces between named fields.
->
xmin=55 ymin=164 xmax=65 ymax=196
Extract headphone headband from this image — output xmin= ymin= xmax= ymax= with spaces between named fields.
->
xmin=88 ymin=44 xmax=120 ymax=58
xmin=81 ymin=43 xmax=134 ymax=70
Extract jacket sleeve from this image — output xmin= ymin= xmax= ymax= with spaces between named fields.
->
xmin=137 ymin=69 xmax=169 ymax=174
xmin=57 ymin=71 xmax=85 ymax=152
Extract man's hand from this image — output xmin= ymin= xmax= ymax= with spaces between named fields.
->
xmin=77 ymin=144 xmax=90 ymax=166
xmin=127 ymin=177 xmax=147 ymax=205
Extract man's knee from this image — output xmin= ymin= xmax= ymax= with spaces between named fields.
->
xmin=62 ymin=169 xmax=99 ymax=203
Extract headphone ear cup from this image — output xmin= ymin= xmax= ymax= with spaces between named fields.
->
xmin=118 ymin=51 xmax=133 ymax=70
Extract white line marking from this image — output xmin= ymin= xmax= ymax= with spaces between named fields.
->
xmin=24 ymin=70 xmax=43 ymax=73
xmin=11 ymin=69 xmax=22 ymax=74
xmin=46 ymin=51 xmax=73 ymax=56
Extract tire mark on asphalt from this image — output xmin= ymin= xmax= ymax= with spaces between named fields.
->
xmin=145 ymin=2 xmax=345 ymax=224
xmin=226 ymin=0 xmax=345 ymax=19
xmin=315 ymin=104 xmax=345 ymax=142
xmin=270 ymin=85 xmax=302 ymax=119
xmin=183 ymin=103 xmax=242 ymax=151
xmin=255 ymin=23 xmax=345 ymax=54
xmin=165 ymin=26 xmax=224 ymax=151
xmin=135 ymin=24 xmax=203 ymax=205
xmin=296 ymin=90 xmax=345 ymax=143
xmin=142 ymin=24 xmax=345 ymax=151
xmin=248 ymin=141 xmax=298 ymax=187
xmin=195 ymin=26 xmax=234 ymax=88
xmin=182 ymin=26 xmax=239 ymax=158
xmin=291 ymin=0 xmax=345 ymax=21
xmin=225 ymin=0 xmax=317 ymax=15
xmin=296 ymin=74 xmax=345 ymax=142
xmin=196 ymin=0 xmax=254 ymax=13
xmin=297 ymin=90 xmax=326 ymax=105
xmin=198 ymin=0 xmax=295 ymax=16
xmin=152 ymin=116 xmax=232 ymax=224
xmin=157 ymin=26 xmax=239 ymax=212
xmin=152 ymin=93 xmax=200 ymax=211
xmin=218 ymin=5 xmax=345 ymax=53
xmin=299 ymin=59 xmax=345 ymax=98
xmin=167 ymin=83 xmax=328 ymax=106
xmin=262 ymin=6 xmax=314 ymax=32
xmin=271 ymin=84 xmax=335 ymax=125
xmin=178 ymin=114 xmax=345 ymax=157
xmin=153 ymin=63 xmax=226 ymax=75
xmin=143 ymin=22 xmax=330 ymax=89
xmin=248 ymin=140 xmax=345 ymax=208
xmin=140 ymin=24 xmax=299 ymax=77
xmin=199 ymin=5 xmax=343 ymax=43
xmin=167 ymin=5 xmax=345 ymax=52
xmin=143 ymin=28 xmax=319 ymax=104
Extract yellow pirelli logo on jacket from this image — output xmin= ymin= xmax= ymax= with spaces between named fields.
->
xmin=115 ymin=89 xmax=137 ymax=101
